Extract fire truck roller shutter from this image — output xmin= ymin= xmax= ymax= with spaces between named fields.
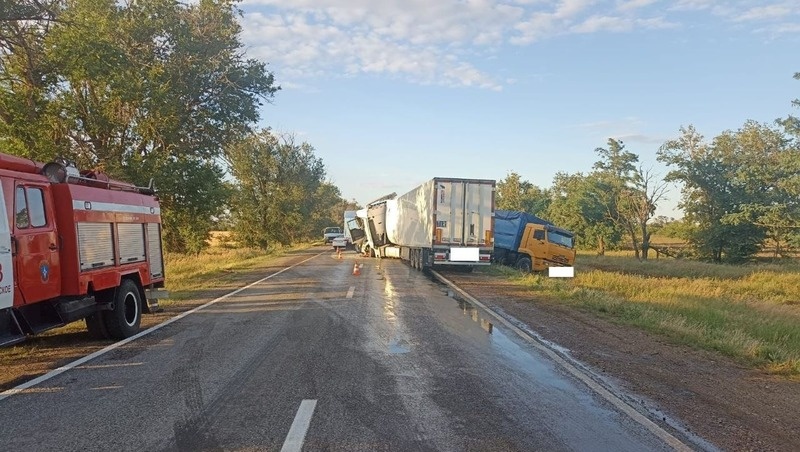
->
xmin=78 ymin=222 xmax=114 ymax=271
xmin=118 ymin=223 xmax=146 ymax=263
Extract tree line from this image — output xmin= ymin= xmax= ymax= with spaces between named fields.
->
xmin=0 ymin=0 xmax=349 ymax=253
xmin=4 ymin=1 xmax=797 ymax=262
xmin=497 ymin=78 xmax=800 ymax=263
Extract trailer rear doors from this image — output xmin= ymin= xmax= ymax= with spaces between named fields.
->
xmin=435 ymin=180 xmax=493 ymax=247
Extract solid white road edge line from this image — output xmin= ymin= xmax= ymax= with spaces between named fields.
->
xmin=346 ymin=286 xmax=355 ymax=299
xmin=280 ymin=399 xmax=318 ymax=452
xmin=431 ymin=270 xmax=693 ymax=452
xmin=0 ymin=251 xmax=326 ymax=403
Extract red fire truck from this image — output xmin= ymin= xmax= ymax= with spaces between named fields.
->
xmin=0 ymin=153 xmax=168 ymax=346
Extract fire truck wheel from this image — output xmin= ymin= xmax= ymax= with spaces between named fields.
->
xmin=85 ymin=313 xmax=110 ymax=340
xmin=103 ymin=279 xmax=142 ymax=339
xmin=515 ymin=257 xmax=532 ymax=273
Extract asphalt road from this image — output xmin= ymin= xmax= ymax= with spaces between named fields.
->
xmin=0 ymin=248 xmax=678 ymax=451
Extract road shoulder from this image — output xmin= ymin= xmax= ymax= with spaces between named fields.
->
xmin=443 ymin=270 xmax=800 ymax=452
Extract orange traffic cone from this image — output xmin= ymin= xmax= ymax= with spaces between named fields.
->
xmin=337 ymin=248 xmax=342 ymax=259
xmin=353 ymin=262 xmax=361 ymax=276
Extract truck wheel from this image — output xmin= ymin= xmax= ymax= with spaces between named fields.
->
xmin=515 ymin=257 xmax=532 ymax=273
xmin=103 ymin=279 xmax=142 ymax=339
xmin=85 ymin=313 xmax=110 ymax=340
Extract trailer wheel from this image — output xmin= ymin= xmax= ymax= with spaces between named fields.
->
xmin=103 ymin=279 xmax=142 ymax=339
xmin=85 ymin=313 xmax=110 ymax=340
xmin=515 ymin=257 xmax=532 ymax=273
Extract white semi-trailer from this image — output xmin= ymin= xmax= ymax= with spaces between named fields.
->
xmin=379 ymin=178 xmax=495 ymax=271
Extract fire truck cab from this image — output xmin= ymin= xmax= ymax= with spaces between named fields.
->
xmin=0 ymin=153 xmax=168 ymax=346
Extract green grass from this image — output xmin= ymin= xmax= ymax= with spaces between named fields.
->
xmin=483 ymin=255 xmax=800 ymax=377
xmin=164 ymin=243 xmax=315 ymax=301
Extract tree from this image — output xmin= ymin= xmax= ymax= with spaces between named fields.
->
xmin=591 ymin=139 xmax=646 ymax=257
xmin=226 ymin=130 xmax=331 ymax=248
xmin=718 ymin=121 xmax=800 ymax=258
xmin=778 ymin=71 xmax=800 ymax=254
xmin=623 ymin=166 xmax=669 ymax=259
xmin=0 ymin=1 xmax=60 ymax=22
xmin=593 ymin=138 xmax=638 ymax=178
xmin=150 ymin=157 xmax=232 ymax=254
xmin=311 ymin=182 xmax=346 ymax=231
xmin=658 ymin=124 xmax=772 ymax=262
xmin=0 ymin=0 xmax=279 ymax=252
xmin=496 ymin=171 xmax=550 ymax=216
xmin=547 ymin=171 xmax=621 ymax=254
xmin=779 ymin=71 xmax=800 ymax=137
xmin=0 ymin=0 xmax=64 ymax=158
xmin=657 ymin=218 xmax=696 ymax=241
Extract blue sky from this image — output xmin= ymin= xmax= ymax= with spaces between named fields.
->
xmin=237 ymin=0 xmax=800 ymax=218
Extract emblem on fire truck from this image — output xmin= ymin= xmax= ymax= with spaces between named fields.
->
xmin=40 ymin=261 xmax=49 ymax=282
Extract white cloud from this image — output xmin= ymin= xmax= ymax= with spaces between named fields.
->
xmin=572 ymin=117 xmax=669 ymax=145
xmin=669 ymin=0 xmax=715 ymax=11
xmin=754 ymin=21 xmax=800 ymax=37
xmin=734 ymin=4 xmax=793 ymax=22
xmin=772 ymin=22 xmax=800 ymax=33
xmin=616 ymin=0 xmax=658 ymax=11
xmin=238 ymin=0 xmax=799 ymax=90
xmin=571 ymin=15 xmax=633 ymax=33
xmin=555 ymin=0 xmax=596 ymax=18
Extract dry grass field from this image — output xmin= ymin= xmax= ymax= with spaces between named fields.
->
xmin=484 ymin=250 xmax=800 ymax=377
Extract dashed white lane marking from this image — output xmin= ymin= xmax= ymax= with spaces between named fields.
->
xmin=280 ymin=399 xmax=317 ymax=452
xmin=431 ymin=270 xmax=693 ymax=452
xmin=0 ymin=251 xmax=325 ymax=403
xmin=77 ymin=362 xmax=144 ymax=370
xmin=346 ymin=286 xmax=355 ymax=299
